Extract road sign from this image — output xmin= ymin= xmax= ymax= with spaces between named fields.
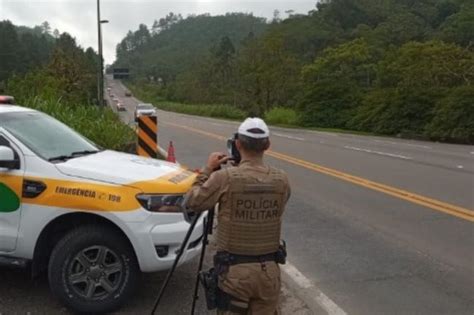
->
xmin=136 ymin=115 xmax=158 ymax=158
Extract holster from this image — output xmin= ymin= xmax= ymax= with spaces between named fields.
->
xmin=199 ymin=268 xmax=218 ymax=310
xmin=275 ymin=240 xmax=287 ymax=265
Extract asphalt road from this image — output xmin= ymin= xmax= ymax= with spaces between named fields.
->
xmin=0 ymin=250 xmax=308 ymax=315
xmin=108 ymin=78 xmax=474 ymax=315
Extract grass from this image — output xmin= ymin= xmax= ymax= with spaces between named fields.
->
xmin=128 ymin=83 xmax=381 ymax=137
xmin=264 ymin=107 xmax=300 ymax=125
xmin=21 ymin=97 xmax=136 ymax=152
xmin=128 ymin=84 xmax=246 ymax=120
xmin=154 ymin=101 xmax=245 ymax=120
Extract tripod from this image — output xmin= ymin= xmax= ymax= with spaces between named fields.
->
xmin=151 ymin=209 xmax=214 ymax=315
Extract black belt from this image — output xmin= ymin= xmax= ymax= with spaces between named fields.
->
xmin=214 ymin=251 xmax=277 ymax=266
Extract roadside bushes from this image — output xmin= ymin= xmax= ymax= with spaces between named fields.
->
xmin=424 ymin=86 xmax=474 ymax=143
xmin=155 ymin=101 xmax=245 ymax=120
xmin=348 ymin=88 xmax=438 ymax=135
xmin=129 ymin=84 xmax=246 ymax=120
xmin=264 ymin=107 xmax=300 ymax=126
xmin=20 ymin=97 xmax=136 ymax=151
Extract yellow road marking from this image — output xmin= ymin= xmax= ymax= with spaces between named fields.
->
xmin=163 ymin=121 xmax=474 ymax=222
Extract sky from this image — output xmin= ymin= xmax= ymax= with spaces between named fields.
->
xmin=1 ymin=0 xmax=317 ymax=64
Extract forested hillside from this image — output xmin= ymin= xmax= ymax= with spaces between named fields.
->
xmin=114 ymin=13 xmax=267 ymax=87
xmin=0 ymin=21 xmax=56 ymax=85
xmin=1 ymin=21 xmax=134 ymax=151
xmin=118 ymin=0 xmax=472 ymax=143
xmin=1 ymin=20 xmax=99 ymax=105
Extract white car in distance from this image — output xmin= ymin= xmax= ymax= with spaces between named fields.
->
xmin=116 ymin=102 xmax=126 ymax=112
xmin=135 ymin=103 xmax=156 ymax=121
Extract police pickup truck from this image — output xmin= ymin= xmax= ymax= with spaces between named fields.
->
xmin=0 ymin=105 xmax=204 ymax=313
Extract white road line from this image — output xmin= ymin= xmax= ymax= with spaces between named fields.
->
xmin=470 ymin=152 xmax=474 ymax=155
xmin=373 ymin=139 xmax=431 ymax=149
xmin=281 ymin=262 xmax=347 ymax=315
xmin=344 ymin=146 xmax=412 ymax=160
xmin=273 ymin=132 xmax=305 ymax=141
xmin=457 ymin=165 xmax=464 ymax=169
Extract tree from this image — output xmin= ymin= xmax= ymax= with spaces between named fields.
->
xmin=299 ymin=39 xmax=377 ymax=127
xmin=0 ymin=21 xmax=21 ymax=82
xmin=425 ymin=85 xmax=474 ymax=143
xmin=377 ymin=40 xmax=473 ymax=89
xmin=213 ymin=36 xmax=235 ymax=82
xmin=370 ymin=12 xmax=428 ymax=46
xmin=237 ymin=35 xmax=301 ymax=115
xmin=0 ymin=21 xmax=55 ymax=83
xmin=47 ymin=33 xmax=97 ymax=104
xmin=272 ymin=10 xmax=282 ymax=23
xmin=110 ymin=1 xmax=473 ymax=143
xmin=349 ymin=40 xmax=473 ymax=138
xmin=438 ymin=2 xmax=474 ymax=46
xmin=40 ymin=21 xmax=51 ymax=34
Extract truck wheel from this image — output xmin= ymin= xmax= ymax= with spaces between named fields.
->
xmin=48 ymin=225 xmax=139 ymax=314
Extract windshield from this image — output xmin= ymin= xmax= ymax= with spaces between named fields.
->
xmin=137 ymin=104 xmax=153 ymax=110
xmin=0 ymin=111 xmax=99 ymax=160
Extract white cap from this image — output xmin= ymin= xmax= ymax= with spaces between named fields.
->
xmin=238 ymin=117 xmax=270 ymax=139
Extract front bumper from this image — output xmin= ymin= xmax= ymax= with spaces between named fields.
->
xmin=126 ymin=213 xmax=205 ymax=273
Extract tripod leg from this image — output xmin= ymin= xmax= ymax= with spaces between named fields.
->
xmin=190 ymin=213 xmax=211 ymax=314
xmin=151 ymin=213 xmax=202 ymax=315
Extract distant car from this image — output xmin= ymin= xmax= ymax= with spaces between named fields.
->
xmin=135 ymin=103 xmax=156 ymax=121
xmin=116 ymin=102 xmax=126 ymax=112
xmin=107 ymin=87 xmax=111 ymax=93
xmin=125 ymin=91 xmax=132 ymax=97
xmin=0 ymin=95 xmax=15 ymax=104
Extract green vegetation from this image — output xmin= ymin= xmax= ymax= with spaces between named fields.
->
xmin=2 ymin=21 xmax=134 ymax=152
xmin=19 ymin=97 xmax=135 ymax=151
xmin=130 ymin=84 xmax=245 ymax=120
xmin=115 ymin=1 xmax=474 ymax=143
xmin=0 ymin=21 xmax=55 ymax=85
xmin=2 ymin=21 xmax=99 ymax=105
xmin=114 ymin=13 xmax=267 ymax=87
xmin=264 ymin=108 xmax=300 ymax=126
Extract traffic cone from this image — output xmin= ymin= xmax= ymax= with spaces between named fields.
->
xmin=166 ymin=141 xmax=176 ymax=163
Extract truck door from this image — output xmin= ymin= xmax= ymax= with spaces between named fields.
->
xmin=0 ymin=134 xmax=24 ymax=252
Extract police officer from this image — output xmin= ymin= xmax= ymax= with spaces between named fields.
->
xmin=185 ymin=117 xmax=291 ymax=314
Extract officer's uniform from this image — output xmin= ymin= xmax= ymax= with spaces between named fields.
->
xmin=186 ymin=122 xmax=291 ymax=314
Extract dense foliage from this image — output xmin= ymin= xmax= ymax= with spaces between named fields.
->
xmin=115 ymin=0 xmax=474 ymax=143
xmin=1 ymin=21 xmax=134 ymax=151
xmin=2 ymin=21 xmax=99 ymax=105
xmin=130 ymin=83 xmax=246 ymax=120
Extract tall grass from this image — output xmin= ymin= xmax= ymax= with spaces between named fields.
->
xmin=264 ymin=107 xmax=301 ymax=126
xmin=129 ymin=84 xmax=246 ymax=120
xmin=154 ymin=101 xmax=246 ymax=120
xmin=21 ymin=97 xmax=136 ymax=152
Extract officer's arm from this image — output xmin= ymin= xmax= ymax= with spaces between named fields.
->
xmin=185 ymin=168 xmax=227 ymax=212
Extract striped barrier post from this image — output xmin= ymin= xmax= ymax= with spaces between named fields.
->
xmin=137 ymin=115 xmax=158 ymax=158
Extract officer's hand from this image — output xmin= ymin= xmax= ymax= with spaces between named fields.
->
xmin=207 ymin=152 xmax=230 ymax=171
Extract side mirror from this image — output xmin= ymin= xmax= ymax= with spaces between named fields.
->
xmin=0 ymin=146 xmax=18 ymax=169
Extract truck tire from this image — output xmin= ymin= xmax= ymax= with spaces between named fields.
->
xmin=48 ymin=225 xmax=139 ymax=314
